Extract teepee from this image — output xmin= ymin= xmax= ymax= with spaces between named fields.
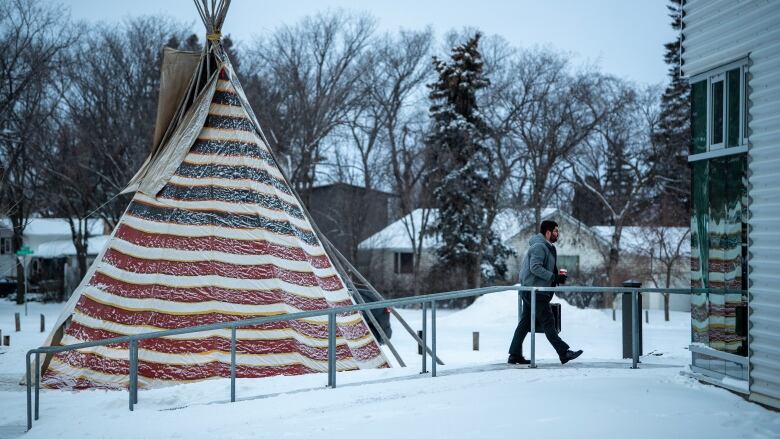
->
xmin=39 ymin=0 xmax=392 ymax=389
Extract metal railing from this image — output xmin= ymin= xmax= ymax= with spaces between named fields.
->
xmin=25 ymin=285 xmax=693 ymax=430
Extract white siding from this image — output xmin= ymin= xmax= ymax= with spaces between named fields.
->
xmin=684 ymin=0 xmax=780 ymax=409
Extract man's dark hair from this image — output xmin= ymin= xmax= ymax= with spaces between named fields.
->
xmin=540 ymin=220 xmax=558 ymax=235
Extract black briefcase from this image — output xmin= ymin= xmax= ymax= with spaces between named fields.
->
xmin=534 ymin=302 xmax=562 ymax=334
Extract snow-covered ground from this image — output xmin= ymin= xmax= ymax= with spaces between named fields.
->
xmin=1 ymin=292 xmax=778 ymax=438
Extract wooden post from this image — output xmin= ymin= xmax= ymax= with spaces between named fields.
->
xmin=472 ymin=331 xmax=479 ymax=351
xmin=645 ymin=310 xmax=649 ymax=324
xmin=40 ymin=314 xmax=45 ymax=332
xmin=3 ymin=335 xmax=9 ymax=346
xmin=15 ymin=312 xmax=20 ymax=332
xmin=417 ymin=330 xmax=423 ymax=355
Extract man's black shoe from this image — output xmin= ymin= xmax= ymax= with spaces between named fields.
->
xmin=559 ymin=349 xmax=583 ymax=365
xmin=507 ymin=355 xmax=531 ymax=365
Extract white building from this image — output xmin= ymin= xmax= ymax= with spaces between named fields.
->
xmin=682 ymin=0 xmax=780 ymax=409
xmin=0 ymin=218 xmax=107 ymax=297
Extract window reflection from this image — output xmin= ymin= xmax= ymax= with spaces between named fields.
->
xmin=691 ymin=155 xmax=748 ymax=379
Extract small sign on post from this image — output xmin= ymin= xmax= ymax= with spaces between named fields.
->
xmin=15 ymin=246 xmax=34 ymax=256
xmin=15 ymin=246 xmax=34 ymax=317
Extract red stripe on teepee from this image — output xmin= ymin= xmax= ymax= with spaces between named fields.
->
xmin=46 ymin=350 xmax=326 ymax=384
xmin=115 ymin=224 xmax=333 ymax=269
xmin=74 ymin=295 xmax=371 ymax=339
xmin=88 ymin=272 xmax=353 ymax=309
xmin=101 ymin=248 xmax=344 ymax=291
xmin=65 ymin=321 xmax=382 ymax=360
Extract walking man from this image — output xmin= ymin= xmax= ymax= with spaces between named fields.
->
xmin=508 ymin=220 xmax=583 ymax=365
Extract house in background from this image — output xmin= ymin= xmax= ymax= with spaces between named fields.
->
xmin=0 ymin=218 xmax=107 ymax=299
xmin=32 ymin=235 xmax=111 ymax=300
xmin=359 ymin=208 xmax=691 ymax=311
xmin=358 ymin=207 xmax=609 ymax=297
xmin=502 ymin=208 xmax=608 ymax=283
xmin=304 ymin=182 xmax=396 ymax=264
xmin=682 ymin=0 xmax=780 ymax=409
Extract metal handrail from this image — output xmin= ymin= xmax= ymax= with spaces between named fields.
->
xmin=25 ymin=285 xmax=698 ymax=430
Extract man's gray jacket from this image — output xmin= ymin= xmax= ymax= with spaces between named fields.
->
xmin=520 ymin=233 xmax=557 ymax=297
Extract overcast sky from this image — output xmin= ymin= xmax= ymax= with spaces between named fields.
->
xmin=63 ymin=0 xmax=676 ymax=85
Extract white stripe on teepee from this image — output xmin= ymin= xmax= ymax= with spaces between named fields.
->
xmin=93 ymin=263 xmax=350 ymax=300
xmin=207 ymin=103 xmax=248 ymax=118
xmin=182 ymin=153 xmax=286 ymax=180
xmin=199 ymin=127 xmax=264 ymax=145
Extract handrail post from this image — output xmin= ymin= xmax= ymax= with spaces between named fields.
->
xmin=230 ymin=327 xmax=237 ymax=402
xmin=421 ymin=301 xmax=428 ymax=374
xmin=34 ymin=352 xmax=40 ymax=420
xmin=431 ymin=301 xmax=437 ymax=378
xmin=530 ymin=288 xmax=537 ymax=368
xmin=328 ymin=312 xmax=336 ymax=388
xmin=129 ymin=339 xmax=137 ymax=410
xmin=26 ymin=351 xmax=32 ymax=431
xmin=631 ymin=289 xmax=639 ymax=369
xmin=517 ymin=289 xmax=522 ymax=323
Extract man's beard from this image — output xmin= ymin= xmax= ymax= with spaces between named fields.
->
xmin=549 ymin=235 xmax=558 ymax=243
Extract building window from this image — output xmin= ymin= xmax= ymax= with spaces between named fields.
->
xmin=0 ymin=238 xmax=11 ymax=255
xmin=689 ymin=58 xmax=751 ymax=382
xmin=393 ymin=252 xmax=413 ymax=274
xmin=690 ymin=60 xmax=748 ymax=157
xmin=557 ymin=255 xmax=579 ymax=277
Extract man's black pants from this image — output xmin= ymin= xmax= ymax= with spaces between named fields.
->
xmin=508 ymin=291 xmax=569 ymax=357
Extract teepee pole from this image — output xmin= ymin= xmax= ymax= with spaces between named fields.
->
xmin=318 ymin=235 xmax=445 ymax=366
xmin=324 ymin=242 xmax=406 ymax=367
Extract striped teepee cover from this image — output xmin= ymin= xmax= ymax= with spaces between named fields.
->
xmin=41 ymin=68 xmax=389 ymax=389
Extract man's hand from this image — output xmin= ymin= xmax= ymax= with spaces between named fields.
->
xmin=556 ymin=273 xmax=568 ymax=285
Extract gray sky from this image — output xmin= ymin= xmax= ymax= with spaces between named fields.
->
xmin=64 ymin=0 xmax=676 ymax=85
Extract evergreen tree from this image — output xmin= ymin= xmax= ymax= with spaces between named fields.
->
xmin=425 ymin=33 xmax=510 ymax=289
xmin=653 ymin=0 xmax=690 ymax=226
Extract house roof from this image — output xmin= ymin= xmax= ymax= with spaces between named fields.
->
xmin=359 ymin=207 xmax=560 ymax=251
xmin=0 ymin=218 xmax=105 ymax=237
xmin=35 ymin=235 xmax=111 ymax=259
xmin=591 ymin=226 xmax=691 ymax=256
xmin=309 ymin=181 xmax=393 ymax=196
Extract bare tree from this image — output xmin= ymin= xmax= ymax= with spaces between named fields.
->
xmin=635 ymin=226 xmax=690 ymax=320
xmin=0 ymin=0 xmax=75 ymax=303
xmin=509 ymin=49 xmax=611 ymax=229
xmin=60 ymin=16 xmax=191 ymax=228
xmin=571 ymin=83 xmax=661 ymax=287
xmin=368 ymin=30 xmax=434 ymax=294
xmin=242 ymin=12 xmax=376 ymax=204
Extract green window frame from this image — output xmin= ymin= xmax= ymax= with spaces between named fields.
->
xmin=689 ymin=58 xmax=749 ymax=160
